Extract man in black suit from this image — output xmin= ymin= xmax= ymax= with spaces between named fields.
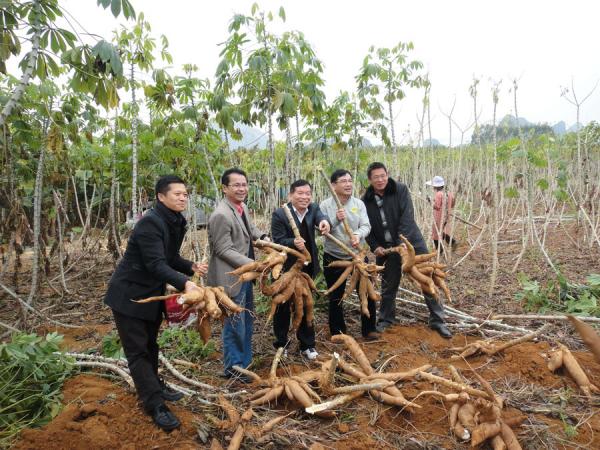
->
xmin=271 ymin=179 xmax=330 ymax=359
xmin=104 ymin=175 xmax=207 ymax=431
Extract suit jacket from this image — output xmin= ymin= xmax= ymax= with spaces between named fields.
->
xmin=207 ymin=198 xmax=266 ymax=297
xmin=271 ymin=202 xmax=330 ymax=278
xmin=104 ymin=202 xmax=194 ymax=320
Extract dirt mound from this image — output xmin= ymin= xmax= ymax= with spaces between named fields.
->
xmin=15 ymin=324 xmax=600 ymax=449
xmin=14 ymin=375 xmax=201 ymax=450
xmin=345 ymin=324 xmax=600 ymax=449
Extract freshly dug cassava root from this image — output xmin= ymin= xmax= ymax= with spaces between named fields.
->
xmin=238 ymin=238 xmax=317 ymax=329
xmin=567 ymin=314 xmax=600 ymax=363
xmin=262 ymin=259 xmax=316 ymax=329
xmin=383 ymin=235 xmax=452 ymax=302
xmin=321 ymin=232 xmax=383 ymax=317
xmin=437 ymin=371 xmax=524 ymax=449
xmin=450 ymin=324 xmax=550 ymax=360
xmin=227 ymin=407 xmax=253 ymax=450
xmin=547 ymin=342 xmax=599 ymax=397
xmin=135 ymin=286 xmax=244 ymax=343
xmin=327 ymin=334 xmax=421 ymax=410
xmin=234 ymin=348 xmax=334 ymax=418
xmin=471 ymin=421 xmax=502 ymax=446
xmin=228 ymin=246 xmax=289 ymax=282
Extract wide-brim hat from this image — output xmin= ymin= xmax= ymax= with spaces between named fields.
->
xmin=425 ymin=176 xmax=445 ymax=187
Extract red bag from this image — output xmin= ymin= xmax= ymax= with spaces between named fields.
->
xmin=165 ymin=294 xmax=194 ymax=324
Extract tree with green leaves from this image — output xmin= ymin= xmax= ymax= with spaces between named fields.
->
xmin=0 ymin=0 xmax=133 ymax=316
xmin=217 ymin=3 xmax=288 ymax=207
xmin=356 ymin=41 xmax=425 ymax=173
xmin=115 ymin=12 xmax=171 ymax=221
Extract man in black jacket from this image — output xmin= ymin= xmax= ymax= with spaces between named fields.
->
xmin=271 ymin=179 xmax=330 ymax=359
xmin=104 ymin=175 xmax=207 ymax=430
xmin=362 ymin=162 xmax=452 ymax=339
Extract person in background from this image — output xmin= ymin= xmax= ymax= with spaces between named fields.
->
xmin=271 ymin=179 xmax=330 ymax=359
xmin=426 ymin=175 xmax=457 ymax=252
xmin=362 ymin=162 xmax=452 ymax=339
xmin=104 ymin=175 xmax=207 ymax=431
xmin=207 ymin=168 xmax=269 ymax=383
xmin=319 ymin=169 xmax=378 ymax=340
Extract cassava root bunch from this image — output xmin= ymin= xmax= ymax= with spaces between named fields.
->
xmin=227 ymin=246 xmax=289 ymax=283
xmin=308 ymin=334 xmax=424 ymax=412
xmin=135 ymin=286 xmax=243 ymax=343
xmin=384 ymin=234 xmax=451 ymax=301
xmin=233 ymin=348 xmax=334 ymax=418
xmin=424 ymin=367 xmax=525 ymax=449
xmin=232 ymin=239 xmax=316 ymax=330
xmin=322 ymin=232 xmax=383 ymax=317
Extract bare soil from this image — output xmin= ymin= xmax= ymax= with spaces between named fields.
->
xmin=4 ymin=222 xmax=600 ymax=449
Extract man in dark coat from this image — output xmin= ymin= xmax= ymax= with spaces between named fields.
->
xmin=104 ymin=175 xmax=207 ymax=430
xmin=271 ymin=179 xmax=330 ymax=359
xmin=362 ymin=162 xmax=452 ymax=339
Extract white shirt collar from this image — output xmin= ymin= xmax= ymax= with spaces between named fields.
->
xmin=292 ymin=205 xmax=308 ymax=223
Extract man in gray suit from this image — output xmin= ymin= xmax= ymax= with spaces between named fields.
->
xmin=207 ymin=168 xmax=268 ymax=382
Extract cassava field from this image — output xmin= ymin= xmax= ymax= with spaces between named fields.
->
xmin=1 ymin=1 xmax=600 ymax=449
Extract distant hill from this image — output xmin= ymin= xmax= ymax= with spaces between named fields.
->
xmin=552 ymin=121 xmax=567 ymax=135
xmin=423 ymin=138 xmax=441 ymax=147
xmin=499 ymin=115 xmax=532 ymax=127
xmin=568 ymin=122 xmax=583 ymax=133
xmin=228 ymin=123 xmax=269 ymax=150
xmin=227 ymin=124 xmax=373 ymax=150
xmin=472 ymin=115 xmax=588 ymax=144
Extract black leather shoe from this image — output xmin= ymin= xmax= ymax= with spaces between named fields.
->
xmin=150 ymin=404 xmax=180 ymax=431
xmin=363 ymin=331 xmax=382 ymax=342
xmin=159 ymin=378 xmax=184 ymax=402
xmin=431 ymin=324 xmax=452 ymax=339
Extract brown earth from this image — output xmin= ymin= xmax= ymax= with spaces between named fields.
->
xmin=4 ymin=222 xmax=600 ymax=449
xmin=14 ymin=375 xmax=201 ymax=450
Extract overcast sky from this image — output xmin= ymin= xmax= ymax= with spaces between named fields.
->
xmin=59 ymin=0 xmax=600 ymax=145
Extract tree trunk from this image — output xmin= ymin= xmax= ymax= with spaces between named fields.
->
xmin=130 ymin=62 xmax=139 ymax=223
xmin=0 ymin=0 xmax=41 ymax=127
xmin=108 ymin=110 xmax=122 ymax=262
xmin=26 ymin=142 xmax=45 ymax=306
xmin=295 ymin=111 xmax=302 ymax=180
xmin=488 ymin=87 xmax=499 ymax=298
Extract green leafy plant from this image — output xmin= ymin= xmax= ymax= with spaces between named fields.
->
xmin=561 ymin=273 xmax=600 ymax=317
xmin=157 ymin=327 xmax=216 ymax=363
xmin=101 ymin=331 xmax=125 ymax=359
xmin=516 ymin=272 xmax=600 ymax=317
xmin=515 ymin=273 xmax=555 ymax=312
xmin=0 ymin=332 xmax=74 ymax=447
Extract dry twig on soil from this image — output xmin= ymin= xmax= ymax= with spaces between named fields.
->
xmin=449 ymin=324 xmax=550 ymax=360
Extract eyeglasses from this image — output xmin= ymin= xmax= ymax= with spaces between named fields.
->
xmin=335 ymin=178 xmax=353 ymax=184
xmin=228 ymin=183 xmax=248 ymax=189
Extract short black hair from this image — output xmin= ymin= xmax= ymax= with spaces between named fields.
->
xmin=290 ymin=179 xmax=312 ymax=193
xmin=155 ymin=175 xmax=186 ymax=199
xmin=367 ymin=162 xmax=387 ymax=178
xmin=221 ymin=168 xmax=247 ymax=186
xmin=330 ymin=169 xmax=351 ymax=184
